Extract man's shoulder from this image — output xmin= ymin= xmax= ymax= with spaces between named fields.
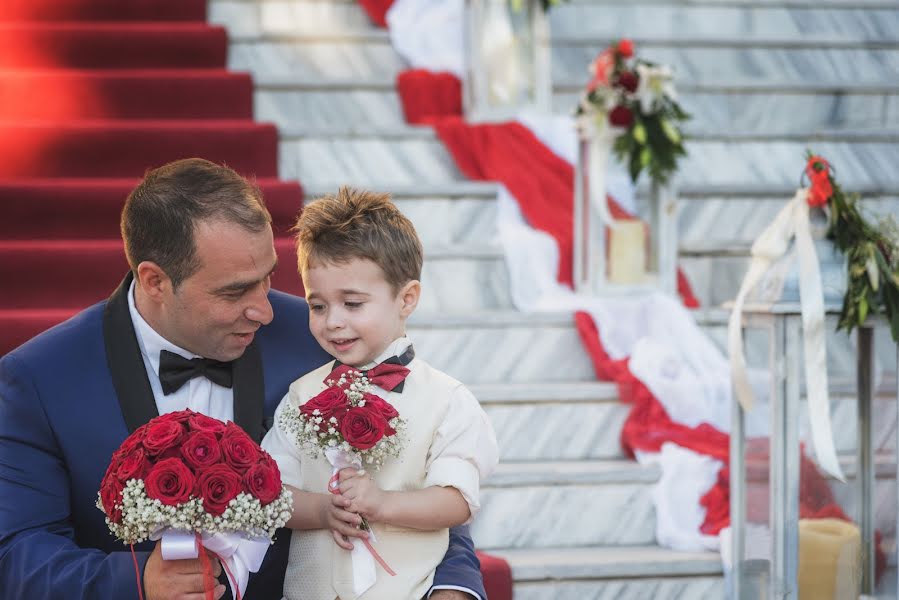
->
xmin=2 ymin=302 xmax=106 ymax=368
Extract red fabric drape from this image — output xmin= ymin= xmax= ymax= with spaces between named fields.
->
xmin=356 ymin=0 xmax=392 ymax=27
xmin=396 ymin=70 xmax=462 ymax=124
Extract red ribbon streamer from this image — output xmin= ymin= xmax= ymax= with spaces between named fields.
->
xmin=328 ymin=472 xmax=397 ymax=577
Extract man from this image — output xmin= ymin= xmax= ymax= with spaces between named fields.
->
xmin=0 ymin=158 xmax=485 ymax=599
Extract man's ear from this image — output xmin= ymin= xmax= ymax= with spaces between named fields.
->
xmin=398 ymin=280 xmax=421 ymax=317
xmin=135 ymin=261 xmax=171 ymax=303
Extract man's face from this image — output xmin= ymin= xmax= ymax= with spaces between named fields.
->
xmin=160 ymin=219 xmax=277 ymax=362
xmin=304 ymin=258 xmax=413 ymax=368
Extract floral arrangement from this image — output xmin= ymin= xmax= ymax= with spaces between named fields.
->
xmin=97 ymin=409 xmax=293 ymax=545
xmin=807 ymin=152 xmax=899 ymax=341
xmin=279 ymin=369 xmax=406 ymax=469
xmin=575 ymin=38 xmax=689 ymax=185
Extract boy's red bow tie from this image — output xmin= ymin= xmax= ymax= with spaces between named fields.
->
xmin=326 ymin=345 xmax=415 ymax=392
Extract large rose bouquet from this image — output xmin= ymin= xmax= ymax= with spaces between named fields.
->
xmin=575 ymin=38 xmax=689 ymax=185
xmin=97 ymin=409 xmax=292 ymax=598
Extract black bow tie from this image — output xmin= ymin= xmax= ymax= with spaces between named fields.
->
xmin=158 ymin=350 xmax=234 ymax=395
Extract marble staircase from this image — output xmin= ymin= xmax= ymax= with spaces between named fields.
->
xmin=209 ymin=0 xmax=898 ymax=596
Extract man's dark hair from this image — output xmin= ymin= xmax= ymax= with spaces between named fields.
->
xmin=121 ymin=158 xmax=272 ymax=289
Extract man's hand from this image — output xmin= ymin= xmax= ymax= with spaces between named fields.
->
xmin=429 ymin=590 xmax=477 ymax=599
xmin=144 ymin=541 xmax=225 ymax=600
xmin=338 ymin=468 xmax=386 ymax=522
xmin=321 ymin=489 xmax=368 ymax=551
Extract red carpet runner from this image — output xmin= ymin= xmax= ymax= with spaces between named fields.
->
xmin=0 ymin=0 xmax=308 ymax=354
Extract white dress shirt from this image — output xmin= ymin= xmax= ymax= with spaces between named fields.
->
xmin=127 ymin=280 xmax=234 ymax=422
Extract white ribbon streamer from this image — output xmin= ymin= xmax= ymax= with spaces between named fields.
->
xmin=727 ymin=189 xmax=844 ymax=481
xmin=157 ymin=529 xmax=270 ymax=597
xmin=324 ymin=447 xmax=377 ymax=597
xmin=586 ymin=122 xmax=620 ymax=228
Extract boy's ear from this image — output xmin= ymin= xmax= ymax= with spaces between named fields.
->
xmin=398 ymin=280 xmax=421 ymax=317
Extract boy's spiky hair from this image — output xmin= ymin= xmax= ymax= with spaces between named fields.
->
xmin=292 ymin=187 xmax=423 ymax=292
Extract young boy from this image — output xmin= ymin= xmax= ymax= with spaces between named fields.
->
xmin=262 ymin=187 xmax=499 ymax=599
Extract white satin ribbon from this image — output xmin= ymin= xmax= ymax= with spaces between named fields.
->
xmin=586 ymin=121 xmax=620 ymax=229
xmin=157 ymin=529 xmax=270 ymax=597
xmin=324 ymin=447 xmax=377 ymax=597
xmin=727 ymin=189 xmax=844 ymax=481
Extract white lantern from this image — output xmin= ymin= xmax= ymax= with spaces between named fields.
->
xmin=572 ymin=131 xmax=678 ymax=296
xmin=463 ymin=0 xmax=551 ymax=121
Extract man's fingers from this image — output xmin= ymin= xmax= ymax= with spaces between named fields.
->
xmin=171 ymin=558 xmax=206 ymax=575
xmin=205 ymin=552 xmax=223 ymax=578
xmin=183 ymin=585 xmax=227 ymax=600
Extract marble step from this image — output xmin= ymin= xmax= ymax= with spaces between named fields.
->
xmin=304 ymin=182 xmax=498 ymax=247
xmin=417 ymin=245 xmax=512 ymax=312
xmin=406 ymin=311 xmax=596 ymax=384
xmin=472 ymin=460 xmax=660 ymax=549
xmin=227 ymin=30 xmax=899 ymax=84
xmin=494 ymin=545 xmax=723 ymax=600
xmin=549 ymin=2 xmax=899 ymax=41
xmin=211 ymin=0 xmax=899 ymax=41
xmin=280 ymin=126 xmax=899 ymax=188
xmin=255 ymin=75 xmax=899 ymax=132
xmin=472 ymin=382 xmax=628 ymax=460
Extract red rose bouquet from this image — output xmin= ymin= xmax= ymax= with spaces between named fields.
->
xmin=97 ymin=409 xmax=292 ymax=598
xmin=278 ymin=368 xmax=406 ymax=585
xmin=279 ymin=368 xmax=406 ymax=470
xmin=574 ymin=38 xmax=689 ymax=185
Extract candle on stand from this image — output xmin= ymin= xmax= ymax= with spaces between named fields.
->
xmin=608 ymin=220 xmax=647 ymax=284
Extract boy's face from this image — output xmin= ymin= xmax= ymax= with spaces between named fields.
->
xmin=304 ymin=257 xmax=419 ymax=368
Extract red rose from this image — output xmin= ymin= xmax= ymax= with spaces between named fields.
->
xmin=196 ymin=464 xmax=242 ymax=516
xmin=145 ymin=458 xmax=195 ymax=506
xmin=188 ymin=413 xmax=226 ymax=437
xmin=143 ymin=419 xmax=186 ymax=456
xmin=112 ymin=424 xmax=147 ymax=461
xmin=609 ymin=105 xmax=634 ymax=128
xmin=220 ymin=425 xmax=261 ymax=473
xmin=243 ymin=456 xmax=282 ymax=504
xmin=339 ymin=406 xmax=387 ymax=450
xmin=617 ymin=38 xmax=634 ymax=58
xmin=100 ymin=477 xmax=125 ymax=523
xmin=116 ymin=448 xmax=149 ymax=482
xmin=360 ymin=393 xmax=399 ymax=435
xmin=615 ymin=71 xmax=639 ymax=93
xmin=301 ymin=386 xmax=349 ymax=424
xmin=180 ymin=431 xmax=222 ymax=470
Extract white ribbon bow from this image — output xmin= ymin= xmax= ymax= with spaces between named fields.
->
xmin=727 ymin=188 xmax=844 ymax=481
xmin=157 ymin=529 xmax=270 ymax=597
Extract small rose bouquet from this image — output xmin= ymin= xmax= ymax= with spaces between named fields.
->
xmin=279 ymin=369 xmax=406 ymax=471
xmin=279 ymin=369 xmax=406 ymax=589
xmin=97 ymin=409 xmax=293 ymax=598
xmin=575 ymin=38 xmax=689 ymax=185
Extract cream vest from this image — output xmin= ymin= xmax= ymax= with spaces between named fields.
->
xmin=282 ymin=359 xmax=455 ymax=600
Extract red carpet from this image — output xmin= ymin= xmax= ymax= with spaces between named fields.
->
xmin=0 ymin=1 xmax=298 ymax=356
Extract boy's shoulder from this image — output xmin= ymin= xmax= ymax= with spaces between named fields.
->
xmin=285 ymin=360 xmax=335 ymax=404
xmin=407 ymin=357 xmax=468 ymax=394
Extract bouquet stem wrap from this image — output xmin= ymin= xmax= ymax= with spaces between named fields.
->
xmin=727 ymin=188 xmax=844 ymax=481
xmin=158 ymin=529 xmax=270 ymax=599
xmin=325 ymin=447 xmax=396 ymax=597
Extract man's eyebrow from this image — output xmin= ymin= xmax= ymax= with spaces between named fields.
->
xmin=213 ymin=262 xmax=278 ymax=294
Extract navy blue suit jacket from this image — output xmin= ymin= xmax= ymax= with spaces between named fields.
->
xmin=0 ymin=275 xmax=485 ymax=599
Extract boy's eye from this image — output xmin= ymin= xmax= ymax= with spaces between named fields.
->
xmin=345 ymin=302 xmax=363 ymax=309
xmin=310 ymin=304 xmax=325 ymax=312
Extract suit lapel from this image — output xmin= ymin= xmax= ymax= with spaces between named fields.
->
xmin=103 ymin=273 xmax=159 ymax=434
xmin=232 ymin=341 xmax=265 ymax=443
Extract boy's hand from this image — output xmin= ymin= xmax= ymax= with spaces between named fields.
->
xmin=321 ymin=492 xmax=368 ymax=550
xmin=338 ymin=468 xmax=387 ymax=522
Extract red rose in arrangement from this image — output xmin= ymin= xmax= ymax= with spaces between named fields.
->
xmin=180 ymin=431 xmax=222 ymax=470
xmin=340 ymin=406 xmax=388 ymax=450
xmin=221 ymin=426 xmax=261 ymax=472
xmin=609 ymin=105 xmax=634 ymax=128
xmin=243 ymin=456 xmax=282 ymax=505
xmin=100 ymin=477 xmax=125 ymax=523
xmin=617 ymin=38 xmax=634 ymax=58
xmin=116 ymin=448 xmax=149 ymax=482
xmin=301 ymin=386 xmax=349 ymax=423
xmin=615 ymin=71 xmax=639 ymax=93
xmin=144 ymin=457 xmax=195 ymax=506
xmin=143 ymin=419 xmax=186 ymax=456
xmin=196 ymin=464 xmax=242 ymax=517
xmin=189 ymin=413 xmax=227 ymax=436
